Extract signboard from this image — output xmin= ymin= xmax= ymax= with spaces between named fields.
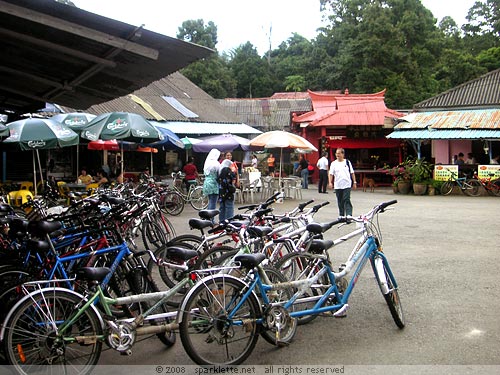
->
xmin=477 ymin=165 xmax=500 ymax=179
xmin=434 ymin=165 xmax=458 ymax=181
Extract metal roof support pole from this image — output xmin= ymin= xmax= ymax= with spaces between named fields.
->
xmin=408 ymin=139 xmax=421 ymax=159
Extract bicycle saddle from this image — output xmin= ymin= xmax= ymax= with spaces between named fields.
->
xmin=309 ymin=239 xmax=334 ymax=254
xmin=75 ymin=267 xmax=111 ymax=283
xmin=247 ymin=226 xmax=273 ymax=238
xmin=198 ymin=209 xmax=219 ymax=220
xmin=166 ymin=246 xmax=198 ymax=261
xmin=188 ymin=218 xmax=213 ymax=230
xmin=234 ymin=253 xmax=266 ymax=269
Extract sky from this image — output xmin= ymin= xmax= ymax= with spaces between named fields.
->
xmin=77 ymin=0 xmax=477 ymax=55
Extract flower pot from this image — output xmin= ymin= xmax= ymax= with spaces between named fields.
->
xmin=413 ymin=182 xmax=427 ymax=195
xmin=392 ymin=184 xmax=398 ymax=194
xmin=427 ymin=185 xmax=435 ymax=196
xmin=397 ymin=180 xmax=411 ymax=194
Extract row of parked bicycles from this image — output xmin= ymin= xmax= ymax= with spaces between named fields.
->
xmin=0 ymin=179 xmax=405 ymax=374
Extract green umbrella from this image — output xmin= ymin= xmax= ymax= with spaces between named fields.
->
xmin=52 ymin=112 xmax=97 ymax=177
xmin=3 ymin=117 xmax=79 ymax=194
xmin=80 ymin=112 xmax=162 ymax=174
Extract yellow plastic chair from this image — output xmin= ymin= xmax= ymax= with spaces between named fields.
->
xmin=19 ymin=181 xmax=34 ymax=192
xmin=14 ymin=190 xmax=34 ymax=207
xmin=86 ymin=183 xmax=99 ymax=195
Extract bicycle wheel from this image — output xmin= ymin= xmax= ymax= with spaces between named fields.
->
xmin=440 ymin=181 xmax=454 ymax=195
xmin=274 ymin=252 xmax=325 ymax=325
xmin=463 ymin=179 xmax=481 ymax=196
xmin=166 ymin=234 xmax=203 ymax=249
xmin=3 ymin=288 xmax=103 ymax=374
xmin=155 ymin=211 xmax=177 ymax=242
xmin=141 ymin=219 xmax=168 ymax=250
xmin=179 ymin=274 xmax=261 ymax=365
xmin=193 ymin=245 xmax=237 ymax=269
xmin=491 ymin=179 xmax=500 ymax=197
xmin=372 ymin=255 xmax=405 ymax=329
xmin=189 ymin=187 xmax=209 ymax=210
xmin=162 ymin=191 xmax=185 ymax=216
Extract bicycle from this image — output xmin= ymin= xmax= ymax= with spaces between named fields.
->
xmin=178 ymin=200 xmax=404 ymax=365
xmin=440 ymin=168 xmax=481 ymax=196
xmin=471 ymin=171 xmax=500 ymax=196
xmin=162 ymin=172 xmax=208 ymax=215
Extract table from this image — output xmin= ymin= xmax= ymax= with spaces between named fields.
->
xmin=65 ymin=183 xmax=89 ymax=192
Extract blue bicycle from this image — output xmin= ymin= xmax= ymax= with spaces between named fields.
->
xmin=178 ymin=200 xmax=404 ymax=365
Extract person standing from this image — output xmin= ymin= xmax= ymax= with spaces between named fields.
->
xmin=218 ymin=159 xmax=237 ymax=223
xmin=490 ymin=155 xmax=500 ymax=164
xmin=328 ymin=148 xmax=357 ymax=217
xmin=316 ymin=152 xmax=329 ymax=193
xmin=267 ymin=153 xmax=275 ymax=175
xmin=203 ymin=149 xmax=221 ymax=212
xmin=251 ymin=154 xmax=258 ymax=169
xmin=182 ymin=156 xmax=198 ymax=190
xmin=465 ymin=152 xmax=477 ymax=164
xmin=298 ymin=154 xmax=309 ymax=189
xmin=456 ymin=152 xmax=465 ymax=165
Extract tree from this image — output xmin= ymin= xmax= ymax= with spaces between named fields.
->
xmin=177 ymin=20 xmax=236 ymax=98
xmin=177 ymin=19 xmax=218 ymax=50
xmin=462 ymin=0 xmax=500 ymax=53
xmin=227 ymin=42 xmax=275 ymax=98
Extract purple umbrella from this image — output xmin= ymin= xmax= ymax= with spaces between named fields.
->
xmin=192 ymin=133 xmax=251 ymax=153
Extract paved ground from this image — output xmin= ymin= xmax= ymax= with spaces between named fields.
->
xmin=2 ymin=186 xmax=498 ymax=374
xmin=95 ymin=185 xmax=500 ymax=370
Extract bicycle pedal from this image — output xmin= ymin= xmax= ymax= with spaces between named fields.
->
xmin=333 ymin=304 xmax=349 ymax=318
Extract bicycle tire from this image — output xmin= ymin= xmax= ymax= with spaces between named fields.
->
xmin=491 ymin=179 xmax=500 ymax=197
xmin=193 ymin=245 xmax=237 ymax=270
xmin=127 ymin=263 xmax=176 ymax=347
xmin=189 ymin=187 xmax=209 ymax=210
xmin=3 ymin=288 xmax=103 ymax=374
xmin=274 ymin=252 xmax=326 ymax=325
xmin=155 ymin=210 xmax=177 ymax=242
xmin=166 ymin=234 xmax=203 ymax=250
xmin=162 ymin=191 xmax=185 ymax=216
xmin=141 ymin=219 xmax=168 ymax=250
xmin=179 ymin=274 xmax=261 ymax=365
xmin=440 ymin=181 xmax=454 ymax=195
xmin=372 ymin=255 xmax=405 ymax=329
xmin=463 ymin=179 xmax=481 ymax=197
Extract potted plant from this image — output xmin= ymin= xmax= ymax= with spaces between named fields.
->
xmin=409 ymin=158 xmax=433 ymax=195
xmin=383 ymin=159 xmax=413 ymax=194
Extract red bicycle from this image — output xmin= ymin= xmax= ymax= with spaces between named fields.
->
xmin=472 ymin=172 xmax=500 ymax=196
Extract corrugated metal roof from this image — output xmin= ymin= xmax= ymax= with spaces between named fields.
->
xmin=414 ymin=68 xmax=500 ymax=110
xmin=292 ymin=89 xmax=404 ymax=126
xmin=76 ymin=72 xmax=241 ymax=124
xmin=387 ymin=129 xmax=500 ymax=139
xmin=0 ymin=0 xmax=212 ymax=116
xmin=152 ymin=121 xmax=262 ymax=135
xmin=219 ymin=98 xmax=311 ymax=130
xmin=395 ymin=109 xmax=500 ymax=130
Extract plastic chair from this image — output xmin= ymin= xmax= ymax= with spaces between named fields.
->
xmin=19 ymin=181 xmax=34 ymax=192
xmin=14 ymin=190 xmax=34 ymax=207
xmin=260 ymin=176 xmax=274 ymax=200
xmin=86 ymin=183 xmax=99 ymax=195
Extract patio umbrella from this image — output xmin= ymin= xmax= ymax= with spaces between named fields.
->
xmin=180 ymin=136 xmax=202 ymax=162
xmin=149 ymin=124 xmax=185 ymax=150
xmin=80 ymin=112 xmax=162 ymax=174
xmin=192 ymin=133 xmax=251 ymax=153
xmin=52 ymin=112 xmax=97 ymax=174
xmin=0 ymin=124 xmax=9 ymax=137
xmin=249 ymin=130 xmax=318 ymax=190
xmin=3 ymin=117 xmax=79 ymax=194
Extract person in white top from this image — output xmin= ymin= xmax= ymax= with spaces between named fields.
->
xmin=328 ymin=148 xmax=357 ymax=217
xmin=316 ymin=152 xmax=329 ymax=193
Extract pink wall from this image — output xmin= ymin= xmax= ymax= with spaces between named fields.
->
xmin=433 ymin=140 xmax=472 ymax=164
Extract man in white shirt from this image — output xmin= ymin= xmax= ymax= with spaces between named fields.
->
xmin=316 ymin=152 xmax=329 ymax=193
xmin=328 ymin=148 xmax=357 ymax=217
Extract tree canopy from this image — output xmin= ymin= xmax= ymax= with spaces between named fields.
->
xmin=179 ymin=0 xmax=499 ymax=108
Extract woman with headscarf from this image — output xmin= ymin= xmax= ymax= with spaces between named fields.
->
xmin=218 ymin=158 xmax=237 ymax=223
xmin=203 ymin=149 xmax=221 ymax=212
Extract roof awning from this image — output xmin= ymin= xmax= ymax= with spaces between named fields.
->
xmin=0 ymin=0 xmax=213 ymax=116
xmin=387 ymin=129 xmax=500 ymax=140
xmin=327 ymin=138 xmax=401 ymax=149
xmin=152 ymin=121 xmax=262 ymax=136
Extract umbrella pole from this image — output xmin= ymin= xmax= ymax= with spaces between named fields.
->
xmin=121 ymin=146 xmax=124 ymax=176
xmin=279 ymin=148 xmax=283 ymax=196
xmin=36 ymin=149 xmax=44 ymax=187
xmin=32 ymin=150 xmax=37 ymax=196
xmin=150 ymin=151 xmax=153 ymax=176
